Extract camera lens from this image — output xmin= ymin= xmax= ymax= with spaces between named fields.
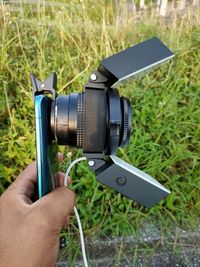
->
xmin=119 ymin=97 xmax=132 ymax=147
xmin=106 ymin=88 xmax=132 ymax=154
xmin=50 ymin=89 xmax=131 ymax=154
xmin=50 ymin=93 xmax=83 ymax=147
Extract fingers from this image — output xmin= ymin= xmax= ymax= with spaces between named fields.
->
xmin=55 ymin=172 xmax=72 ymax=187
xmin=8 ymin=161 xmax=37 ymax=197
xmin=12 ymin=152 xmax=63 ymax=190
xmin=8 ymin=153 xmax=70 ymax=204
xmin=57 ymin=153 xmax=72 ymax=186
xmin=34 ymin=186 xmax=76 ymax=228
xmin=57 ymin=152 xmax=63 ymax=164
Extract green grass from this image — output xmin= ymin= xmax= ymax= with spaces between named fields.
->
xmin=0 ymin=0 xmax=200 ymax=258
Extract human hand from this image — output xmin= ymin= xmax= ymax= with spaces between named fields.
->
xmin=0 ymin=154 xmax=75 ymax=267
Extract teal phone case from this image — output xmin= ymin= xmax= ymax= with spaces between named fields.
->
xmin=34 ymin=95 xmax=58 ymax=198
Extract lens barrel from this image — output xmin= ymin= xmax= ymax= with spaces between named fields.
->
xmin=51 ymin=93 xmax=83 ymax=147
xmin=50 ymin=88 xmax=131 ymax=154
xmin=119 ymin=97 xmax=132 ymax=147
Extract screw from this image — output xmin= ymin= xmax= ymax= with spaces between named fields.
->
xmin=90 ymin=73 xmax=97 ymax=81
xmin=41 ymin=83 xmax=45 ymax=88
xmin=88 ymin=160 xmax=95 ymax=167
xmin=116 ymin=176 xmax=126 ymax=186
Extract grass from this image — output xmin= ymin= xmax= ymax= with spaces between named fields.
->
xmin=0 ymin=0 xmax=200 ymax=263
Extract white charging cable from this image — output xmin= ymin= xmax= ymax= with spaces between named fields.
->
xmin=64 ymin=157 xmax=89 ymax=267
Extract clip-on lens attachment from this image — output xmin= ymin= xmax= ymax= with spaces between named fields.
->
xmin=31 ymin=37 xmax=174 ymax=208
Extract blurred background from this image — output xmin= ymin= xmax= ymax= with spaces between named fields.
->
xmin=0 ymin=0 xmax=200 ymax=266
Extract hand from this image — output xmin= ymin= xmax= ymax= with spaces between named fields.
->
xmin=0 ymin=154 xmax=75 ymax=267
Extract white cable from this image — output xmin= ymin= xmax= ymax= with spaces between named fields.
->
xmin=64 ymin=157 xmax=89 ymax=267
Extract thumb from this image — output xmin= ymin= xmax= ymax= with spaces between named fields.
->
xmin=35 ymin=186 xmax=76 ymax=229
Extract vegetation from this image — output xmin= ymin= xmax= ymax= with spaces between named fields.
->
xmin=0 ymin=0 xmax=200 ymax=257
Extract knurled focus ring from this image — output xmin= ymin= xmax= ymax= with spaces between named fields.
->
xmin=77 ymin=93 xmax=84 ymax=148
xmin=124 ymin=98 xmax=129 ymax=144
xmin=120 ymin=98 xmax=129 ymax=146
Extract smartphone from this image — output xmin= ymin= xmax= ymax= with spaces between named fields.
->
xmin=34 ymin=94 xmax=58 ymax=198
